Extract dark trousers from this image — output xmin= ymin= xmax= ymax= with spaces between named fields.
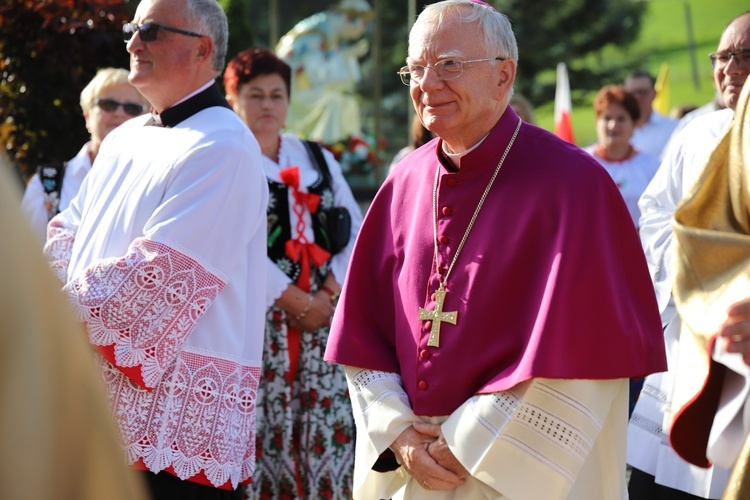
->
xmin=141 ymin=471 xmax=244 ymax=500
xmin=628 ymin=467 xmax=715 ymax=500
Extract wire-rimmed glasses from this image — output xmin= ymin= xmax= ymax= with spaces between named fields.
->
xmin=709 ymin=48 xmax=750 ymax=70
xmin=398 ymin=57 xmax=505 ymax=85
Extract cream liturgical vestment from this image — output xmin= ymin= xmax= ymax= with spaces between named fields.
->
xmin=44 ymin=83 xmax=268 ymax=490
xmin=345 ymin=368 xmax=629 ymax=500
xmin=669 ymin=80 xmax=750 ymax=499
xmin=325 ymin=107 xmax=667 ymax=499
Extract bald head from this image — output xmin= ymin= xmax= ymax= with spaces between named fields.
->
xmin=713 ymin=11 xmax=750 ymax=110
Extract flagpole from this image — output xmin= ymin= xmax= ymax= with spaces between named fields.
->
xmin=553 ymin=62 xmax=575 ymax=144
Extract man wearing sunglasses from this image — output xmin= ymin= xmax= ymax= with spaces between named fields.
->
xmin=20 ymin=67 xmax=148 ymax=243
xmin=629 ymin=10 xmax=750 ymax=500
xmin=43 ymin=0 xmax=268 ymax=498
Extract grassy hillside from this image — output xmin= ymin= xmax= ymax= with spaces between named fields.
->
xmin=534 ymin=0 xmax=746 ymax=147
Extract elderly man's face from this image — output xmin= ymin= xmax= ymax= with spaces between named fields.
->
xmin=407 ymin=13 xmax=509 ymax=152
xmin=126 ymin=0 xmax=204 ymax=110
xmin=713 ymin=14 xmax=750 ymax=111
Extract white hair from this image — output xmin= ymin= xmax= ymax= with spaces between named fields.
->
xmin=409 ymin=0 xmax=518 ymax=63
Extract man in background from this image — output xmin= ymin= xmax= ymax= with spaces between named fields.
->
xmin=625 ymin=70 xmax=678 ymax=158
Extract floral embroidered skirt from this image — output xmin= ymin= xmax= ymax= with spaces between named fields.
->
xmin=247 ymin=308 xmax=355 ymax=499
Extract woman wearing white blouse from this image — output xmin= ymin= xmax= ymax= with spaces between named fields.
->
xmin=20 ymin=67 xmax=148 ymax=243
xmin=224 ymin=47 xmax=362 ymax=499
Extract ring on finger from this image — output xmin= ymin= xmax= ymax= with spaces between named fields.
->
xmin=422 ymin=480 xmax=432 ymax=490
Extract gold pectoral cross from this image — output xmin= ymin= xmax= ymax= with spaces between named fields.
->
xmin=418 ymin=283 xmax=458 ymax=347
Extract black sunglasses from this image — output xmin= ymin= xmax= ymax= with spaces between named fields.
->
xmin=122 ymin=22 xmax=204 ymax=43
xmin=95 ymin=98 xmax=146 ymax=117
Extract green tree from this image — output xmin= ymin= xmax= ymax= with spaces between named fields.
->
xmin=0 ymin=0 xmax=133 ymax=183
xmin=494 ymin=0 xmax=646 ymax=104
xmin=233 ymin=0 xmax=645 ymax=163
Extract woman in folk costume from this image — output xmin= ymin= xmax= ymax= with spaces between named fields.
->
xmin=224 ymin=47 xmax=362 ymax=499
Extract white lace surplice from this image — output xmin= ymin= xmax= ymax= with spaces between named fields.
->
xmin=345 ymin=367 xmax=628 ymax=500
xmin=43 ymin=108 xmax=268 ymax=489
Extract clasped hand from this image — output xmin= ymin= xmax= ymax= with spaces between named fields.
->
xmin=720 ymin=297 xmax=750 ymax=366
xmin=390 ymin=422 xmax=468 ymax=491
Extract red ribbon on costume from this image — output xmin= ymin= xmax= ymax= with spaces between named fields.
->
xmin=279 ymin=166 xmax=321 ymax=213
xmin=285 ymin=239 xmax=330 ymax=292
xmin=278 ymin=166 xmax=329 ymax=499
xmin=279 ymin=165 xmax=329 ymax=291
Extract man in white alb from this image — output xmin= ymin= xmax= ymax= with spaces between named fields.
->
xmin=625 ymin=70 xmax=678 ymax=159
xmin=628 ymin=11 xmax=750 ymax=499
xmin=43 ymin=0 xmax=268 ymax=497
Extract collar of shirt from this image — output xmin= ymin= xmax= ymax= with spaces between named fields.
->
xmin=152 ymin=81 xmax=231 ymax=128
xmin=441 ymin=133 xmax=490 ymax=169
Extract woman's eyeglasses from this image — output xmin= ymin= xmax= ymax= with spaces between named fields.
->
xmin=122 ymin=22 xmax=204 ymax=43
xmin=95 ymin=98 xmax=146 ymax=117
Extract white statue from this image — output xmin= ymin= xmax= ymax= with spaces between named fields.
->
xmin=276 ymin=0 xmax=372 ymax=144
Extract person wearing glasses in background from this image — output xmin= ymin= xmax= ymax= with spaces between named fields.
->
xmin=324 ymin=1 xmax=666 ymax=498
xmin=43 ymin=0 xmax=268 ymax=498
xmin=624 ymin=70 xmax=678 ymax=160
xmin=627 ymin=11 xmax=750 ymax=500
xmin=20 ymin=67 xmax=148 ymax=243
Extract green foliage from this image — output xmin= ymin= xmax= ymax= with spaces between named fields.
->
xmin=218 ymin=0 xmax=254 ymax=65
xmin=534 ymin=0 xmax=748 ymax=147
xmin=0 ymin=0 xmax=133 ymax=182
xmin=494 ymin=0 xmax=646 ymax=104
xmin=3 ymin=0 xmax=741 ymax=183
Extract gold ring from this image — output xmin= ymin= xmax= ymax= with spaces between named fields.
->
xmin=423 ymin=480 xmax=432 ymax=490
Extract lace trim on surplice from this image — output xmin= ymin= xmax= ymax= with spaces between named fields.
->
xmin=65 ymin=237 xmax=225 ymax=389
xmin=101 ymin=351 xmax=261 ymax=488
xmin=44 ymin=215 xmax=76 ymax=282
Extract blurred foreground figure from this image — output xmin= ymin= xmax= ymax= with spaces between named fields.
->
xmin=0 ymin=159 xmax=147 ymax=500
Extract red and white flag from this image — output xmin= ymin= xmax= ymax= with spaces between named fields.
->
xmin=554 ymin=62 xmax=575 ymax=144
